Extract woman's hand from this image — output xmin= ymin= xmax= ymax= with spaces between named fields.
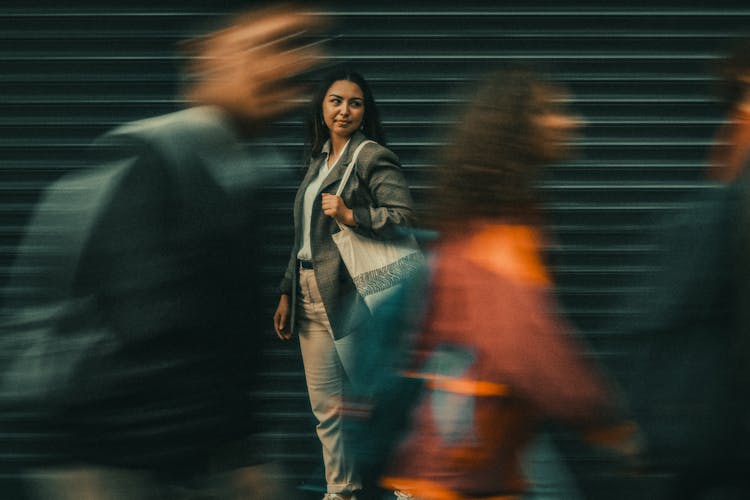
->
xmin=273 ymin=294 xmax=292 ymax=340
xmin=321 ymin=193 xmax=356 ymax=226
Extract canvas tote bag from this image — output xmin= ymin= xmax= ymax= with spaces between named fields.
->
xmin=332 ymin=140 xmax=424 ymax=312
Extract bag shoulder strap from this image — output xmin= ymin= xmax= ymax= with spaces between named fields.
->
xmin=335 ymin=140 xmax=375 ymax=197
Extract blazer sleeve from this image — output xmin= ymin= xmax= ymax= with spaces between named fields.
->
xmin=279 ymin=171 xmax=304 ymax=296
xmin=279 ymin=247 xmax=296 ymax=296
xmin=351 ymin=144 xmax=417 ymax=239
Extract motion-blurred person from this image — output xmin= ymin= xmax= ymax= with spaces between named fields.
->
xmin=617 ymin=38 xmax=750 ymax=500
xmin=0 ymin=5 xmax=326 ymax=499
xmin=273 ymin=69 xmax=417 ymax=500
xmin=375 ymin=68 xmax=640 ymax=500
xmin=708 ymin=38 xmax=750 ymax=183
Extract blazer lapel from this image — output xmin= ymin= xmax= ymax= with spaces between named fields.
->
xmin=301 ymin=153 xmax=325 ymax=189
xmin=319 ymin=131 xmax=367 ymax=194
xmin=293 ymin=154 xmax=326 ymax=230
xmin=288 ymin=155 xmax=318 ymax=333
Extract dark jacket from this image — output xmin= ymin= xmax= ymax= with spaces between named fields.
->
xmin=2 ymin=106 xmax=269 ymax=471
xmin=619 ymin=177 xmax=748 ymax=471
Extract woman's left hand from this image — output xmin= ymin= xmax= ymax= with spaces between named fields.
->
xmin=321 ymin=193 xmax=356 ymax=226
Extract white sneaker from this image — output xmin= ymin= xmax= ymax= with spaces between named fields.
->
xmin=394 ymin=491 xmax=415 ymax=500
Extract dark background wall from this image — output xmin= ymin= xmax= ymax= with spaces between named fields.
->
xmin=3 ymin=1 xmax=750 ymax=497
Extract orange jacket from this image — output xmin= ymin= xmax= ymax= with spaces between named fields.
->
xmin=382 ymin=222 xmax=631 ymax=498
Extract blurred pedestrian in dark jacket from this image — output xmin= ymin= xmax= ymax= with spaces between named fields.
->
xmin=0 ymin=5 xmax=327 ymax=499
xmin=617 ymin=38 xmax=750 ymax=500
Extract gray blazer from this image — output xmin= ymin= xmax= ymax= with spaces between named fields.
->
xmin=280 ymin=131 xmax=416 ymax=339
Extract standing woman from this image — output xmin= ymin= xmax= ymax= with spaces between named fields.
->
xmin=273 ymin=70 xmax=416 ymax=500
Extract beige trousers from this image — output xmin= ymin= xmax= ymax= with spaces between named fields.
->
xmin=297 ymin=267 xmax=361 ymax=496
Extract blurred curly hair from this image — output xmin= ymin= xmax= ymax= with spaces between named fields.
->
xmin=430 ymin=66 xmax=561 ymax=228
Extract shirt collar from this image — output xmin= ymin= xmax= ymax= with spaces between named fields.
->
xmin=322 ymin=138 xmax=353 ymax=170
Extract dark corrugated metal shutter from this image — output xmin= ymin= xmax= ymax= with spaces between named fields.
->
xmin=3 ymin=2 xmax=750 ymax=496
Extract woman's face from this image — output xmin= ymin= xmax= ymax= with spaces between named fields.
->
xmin=322 ymin=80 xmax=365 ymax=139
xmin=531 ymin=85 xmax=580 ymax=161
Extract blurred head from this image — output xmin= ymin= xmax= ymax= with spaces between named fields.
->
xmin=307 ymin=69 xmax=386 ymax=158
xmin=718 ymin=38 xmax=750 ymax=109
xmin=181 ymin=5 xmax=328 ymax=131
xmin=431 ymin=66 xmax=579 ymax=227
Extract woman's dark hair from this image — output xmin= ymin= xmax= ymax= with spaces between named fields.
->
xmin=305 ymin=69 xmax=387 ymax=160
xmin=429 ymin=66 xmax=563 ymax=228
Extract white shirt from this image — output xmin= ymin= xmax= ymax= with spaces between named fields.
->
xmin=297 ymin=139 xmax=350 ymax=261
